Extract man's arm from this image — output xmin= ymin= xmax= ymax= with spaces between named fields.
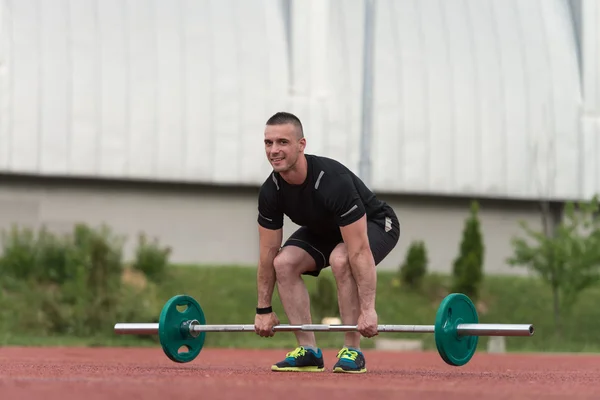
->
xmin=339 ymin=214 xmax=377 ymax=313
xmin=318 ymin=172 xmax=376 ymax=315
xmin=256 ymin=225 xmax=283 ymax=308
xmin=256 ymin=175 xmax=284 ymax=308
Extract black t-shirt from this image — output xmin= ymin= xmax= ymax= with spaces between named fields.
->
xmin=257 ymin=154 xmax=393 ymax=237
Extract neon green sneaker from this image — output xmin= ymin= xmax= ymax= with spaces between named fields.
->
xmin=332 ymin=347 xmax=367 ymax=374
xmin=271 ymin=346 xmax=325 ymax=372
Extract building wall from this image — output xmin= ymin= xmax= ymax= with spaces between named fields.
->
xmin=0 ymin=0 xmax=591 ymax=277
xmin=0 ymin=175 xmax=540 ymax=276
xmin=0 ymin=0 xmax=596 ymax=201
xmin=581 ymin=0 xmax=600 ymax=198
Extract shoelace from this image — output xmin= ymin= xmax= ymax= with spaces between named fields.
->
xmin=337 ymin=347 xmax=359 ymax=361
xmin=286 ymin=347 xmax=307 ymax=358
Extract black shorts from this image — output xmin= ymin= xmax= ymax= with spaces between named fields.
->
xmin=282 ymin=214 xmax=401 ymax=277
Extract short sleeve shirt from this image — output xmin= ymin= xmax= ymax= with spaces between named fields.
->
xmin=257 ymin=154 xmax=391 ymax=237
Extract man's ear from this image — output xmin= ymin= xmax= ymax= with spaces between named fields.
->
xmin=299 ymin=137 xmax=306 ymax=151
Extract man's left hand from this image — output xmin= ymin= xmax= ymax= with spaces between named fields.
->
xmin=357 ymin=308 xmax=379 ymax=338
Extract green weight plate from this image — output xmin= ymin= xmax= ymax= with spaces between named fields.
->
xmin=434 ymin=293 xmax=479 ymax=366
xmin=158 ymin=294 xmax=206 ymax=363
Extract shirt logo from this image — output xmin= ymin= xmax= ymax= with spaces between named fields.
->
xmin=340 ymin=204 xmax=358 ymax=218
xmin=385 ymin=217 xmax=392 ymax=232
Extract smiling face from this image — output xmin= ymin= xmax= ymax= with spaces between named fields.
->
xmin=264 ymin=122 xmax=306 ymax=173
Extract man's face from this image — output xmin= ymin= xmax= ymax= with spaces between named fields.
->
xmin=264 ymin=123 xmax=305 ymax=173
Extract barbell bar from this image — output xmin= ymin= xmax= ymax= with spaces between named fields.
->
xmin=114 ymin=322 xmax=533 ymax=336
xmin=113 ymin=293 xmax=535 ymax=367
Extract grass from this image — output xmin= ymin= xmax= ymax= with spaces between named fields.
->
xmin=3 ymin=264 xmax=600 ymax=354
xmin=135 ymin=264 xmax=600 ymax=353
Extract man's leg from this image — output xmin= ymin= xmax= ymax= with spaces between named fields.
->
xmin=273 ymin=245 xmax=318 ymax=347
xmin=330 ymin=214 xmax=401 ymax=373
xmin=271 ymin=227 xmax=335 ymax=372
xmin=329 ymin=244 xmax=361 ymax=349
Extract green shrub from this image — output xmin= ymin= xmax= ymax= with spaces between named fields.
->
xmin=452 ymin=251 xmax=482 ymax=299
xmin=399 ymin=240 xmax=428 ymax=289
xmin=451 ymin=201 xmax=485 ymax=300
xmin=132 ymin=233 xmax=171 ymax=282
xmin=0 ymin=223 xmax=162 ymax=339
xmin=0 ymin=225 xmax=77 ymax=284
xmin=310 ymin=274 xmax=339 ymax=322
xmin=0 ymin=225 xmax=38 ymax=281
xmin=73 ymin=223 xmax=126 ymax=333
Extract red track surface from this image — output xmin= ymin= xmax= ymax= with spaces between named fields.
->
xmin=1 ymin=346 xmax=599 ymax=400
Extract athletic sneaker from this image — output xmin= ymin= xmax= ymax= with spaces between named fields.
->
xmin=332 ymin=347 xmax=367 ymax=373
xmin=271 ymin=346 xmax=325 ymax=372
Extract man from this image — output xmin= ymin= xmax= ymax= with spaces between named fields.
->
xmin=253 ymin=112 xmax=400 ymax=374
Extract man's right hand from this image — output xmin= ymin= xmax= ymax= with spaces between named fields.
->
xmin=254 ymin=312 xmax=280 ymax=337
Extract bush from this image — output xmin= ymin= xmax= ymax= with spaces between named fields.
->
xmin=310 ymin=274 xmax=339 ymax=322
xmin=0 ymin=223 xmax=162 ymax=339
xmin=72 ymin=223 xmax=126 ymax=333
xmin=452 ymin=251 xmax=482 ymax=299
xmin=399 ymin=240 xmax=428 ymax=289
xmin=0 ymin=225 xmax=76 ymax=285
xmin=451 ymin=201 xmax=485 ymax=300
xmin=132 ymin=233 xmax=171 ymax=283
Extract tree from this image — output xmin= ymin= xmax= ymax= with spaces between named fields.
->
xmin=399 ymin=240 xmax=428 ymax=289
xmin=451 ymin=201 xmax=485 ymax=300
xmin=507 ymin=195 xmax=600 ymax=336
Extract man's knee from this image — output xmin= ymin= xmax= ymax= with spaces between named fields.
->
xmin=273 ymin=246 xmax=315 ymax=280
xmin=329 ymin=245 xmax=351 ymax=279
xmin=273 ymin=251 xmax=296 ymax=279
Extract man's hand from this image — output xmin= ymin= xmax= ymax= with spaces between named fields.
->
xmin=254 ymin=312 xmax=280 ymax=337
xmin=357 ymin=308 xmax=378 ymax=338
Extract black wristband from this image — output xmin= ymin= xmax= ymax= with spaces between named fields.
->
xmin=256 ymin=306 xmax=273 ymax=315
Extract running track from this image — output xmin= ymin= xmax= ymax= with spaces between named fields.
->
xmin=1 ymin=347 xmax=599 ymax=399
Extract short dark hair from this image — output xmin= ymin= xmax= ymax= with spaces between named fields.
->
xmin=266 ymin=112 xmax=304 ymax=138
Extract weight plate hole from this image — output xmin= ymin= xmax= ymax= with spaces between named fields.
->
xmin=178 ymin=345 xmax=191 ymax=354
xmin=176 ymin=304 xmax=188 ymax=313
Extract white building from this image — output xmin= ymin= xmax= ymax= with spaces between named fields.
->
xmin=0 ymin=0 xmax=598 ymax=275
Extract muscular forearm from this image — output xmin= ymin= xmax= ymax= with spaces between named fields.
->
xmin=348 ymin=248 xmax=377 ymax=312
xmin=256 ymin=248 xmax=279 ymax=308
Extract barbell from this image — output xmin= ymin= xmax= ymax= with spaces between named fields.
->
xmin=113 ymin=292 xmax=534 ymax=366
